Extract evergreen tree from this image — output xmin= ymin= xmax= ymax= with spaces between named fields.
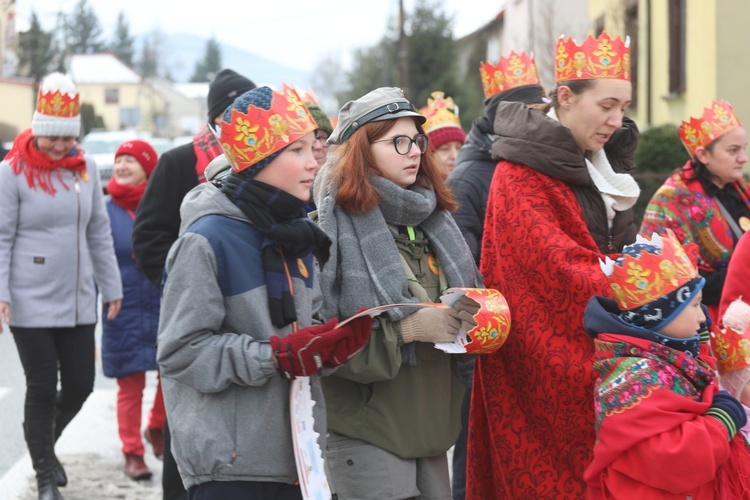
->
xmin=190 ymin=37 xmax=223 ymax=82
xmin=16 ymin=11 xmax=55 ymax=83
xmin=407 ymin=0 xmax=459 ymax=108
xmin=110 ymin=12 xmax=135 ymax=66
xmin=66 ymin=0 xmax=104 ymax=54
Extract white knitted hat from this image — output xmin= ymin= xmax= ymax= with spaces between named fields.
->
xmin=32 ymin=72 xmax=81 ymax=137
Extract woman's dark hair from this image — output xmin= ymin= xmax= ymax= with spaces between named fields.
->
xmin=684 ymin=139 xmax=720 ymax=184
xmin=329 ymin=117 xmax=457 ymax=215
xmin=536 ymin=80 xmax=597 ymax=113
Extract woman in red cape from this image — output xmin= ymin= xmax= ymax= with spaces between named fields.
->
xmin=469 ymin=32 xmax=640 ymax=498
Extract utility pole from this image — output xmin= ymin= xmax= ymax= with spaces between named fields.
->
xmin=398 ymin=0 xmax=410 ymax=96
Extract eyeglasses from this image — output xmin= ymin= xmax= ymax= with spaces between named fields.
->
xmin=371 ymin=134 xmax=428 ymax=155
xmin=314 ymin=132 xmax=329 ymax=147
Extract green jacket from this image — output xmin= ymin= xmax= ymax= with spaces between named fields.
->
xmin=321 ymin=225 xmax=464 ymax=459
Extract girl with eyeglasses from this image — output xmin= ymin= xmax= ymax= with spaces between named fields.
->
xmin=313 ymin=87 xmax=482 ymax=499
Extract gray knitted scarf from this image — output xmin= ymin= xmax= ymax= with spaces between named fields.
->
xmin=315 ymin=167 xmax=482 ymax=327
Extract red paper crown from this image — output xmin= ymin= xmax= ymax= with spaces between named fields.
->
xmin=419 ymin=91 xmax=461 ymax=134
xmin=479 ymin=51 xmax=541 ymax=99
xmin=36 ymin=89 xmax=80 ymax=118
xmin=600 ymin=230 xmax=698 ymax=311
xmin=678 ymin=100 xmax=742 ymax=157
xmin=220 ymin=84 xmax=317 ymax=173
xmin=710 ymin=324 xmax=750 ymax=374
xmin=448 ymin=288 xmax=511 ymax=354
xmin=555 ymin=31 xmax=630 ymax=82
xmin=710 ymin=326 xmax=750 ymax=375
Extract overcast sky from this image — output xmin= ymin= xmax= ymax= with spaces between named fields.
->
xmin=19 ymin=0 xmax=504 ymax=72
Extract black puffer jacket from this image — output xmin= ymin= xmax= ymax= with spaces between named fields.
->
xmin=132 ymin=143 xmax=199 ymax=286
xmin=448 ymin=85 xmax=547 ymax=265
xmin=448 ymin=117 xmax=495 ymax=264
xmin=491 ymin=102 xmax=639 ymax=254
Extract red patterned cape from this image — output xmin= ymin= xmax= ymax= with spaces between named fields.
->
xmin=585 ymin=334 xmax=750 ymax=500
xmin=470 ymin=160 xmax=614 ymax=499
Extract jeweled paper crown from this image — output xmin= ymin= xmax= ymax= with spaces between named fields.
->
xmin=678 ymin=100 xmax=742 ymax=157
xmin=36 ymin=88 xmax=80 ymax=118
xmin=600 ymin=230 xmax=698 ymax=311
xmin=555 ymin=31 xmax=630 ymax=82
xmin=479 ymin=51 xmax=541 ymax=99
xmin=219 ymin=84 xmax=317 ymax=173
xmin=419 ymin=91 xmax=461 ymax=133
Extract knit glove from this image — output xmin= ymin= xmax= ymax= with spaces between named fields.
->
xmin=706 ymin=390 xmax=748 ymax=440
xmin=400 ymin=304 xmax=471 ymax=344
xmin=451 ymin=295 xmax=480 ymax=331
xmin=271 ymin=316 xmax=373 ymax=380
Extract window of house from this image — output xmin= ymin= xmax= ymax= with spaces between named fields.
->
xmin=668 ymin=0 xmax=686 ymax=95
xmin=105 ymin=88 xmax=119 ymax=104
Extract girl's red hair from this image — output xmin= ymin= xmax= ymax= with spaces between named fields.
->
xmin=329 ymin=117 xmax=457 ymax=214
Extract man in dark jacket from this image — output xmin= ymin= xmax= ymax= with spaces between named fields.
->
xmin=0 ymin=144 xmax=7 ymax=161
xmin=131 ymin=68 xmax=255 ymax=500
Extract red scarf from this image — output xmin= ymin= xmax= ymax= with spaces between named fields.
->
xmin=5 ymin=128 xmax=87 ymax=195
xmin=192 ymin=124 xmax=223 ymax=184
xmin=107 ymin=176 xmax=147 ymax=211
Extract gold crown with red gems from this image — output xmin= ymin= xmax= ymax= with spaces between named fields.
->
xmin=678 ymin=100 xmax=743 ymax=157
xmin=419 ymin=91 xmax=461 ymax=133
xmin=600 ymin=229 xmax=698 ymax=311
xmin=555 ymin=31 xmax=630 ymax=82
xmin=36 ymin=88 xmax=80 ymax=118
xmin=710 ymin=324 xmax=750 ymax=374
xmin=219 ymin=84 xmax=317 ymax=173
xmin=479 ymin=51 xmax=541 ymax=99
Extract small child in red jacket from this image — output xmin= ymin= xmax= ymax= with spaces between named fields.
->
xmin=583 ymin=229 xmax=750 ymax=499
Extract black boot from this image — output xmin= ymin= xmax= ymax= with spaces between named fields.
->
xmin=52 ymin=408 xmax=77 ymax=487
xmin=23 ymin=420 xmax=64 ymax=500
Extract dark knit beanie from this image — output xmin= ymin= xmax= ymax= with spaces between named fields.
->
xmin=304 ymin=101 xmax=333 ymax=135
xmin=207 ymin=69 xmax=256 ymax=123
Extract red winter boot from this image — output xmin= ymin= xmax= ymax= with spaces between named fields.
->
xmin=124 ymin=453 xmax=152 ymax=481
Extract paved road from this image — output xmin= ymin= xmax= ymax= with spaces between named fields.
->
xmin=0 ymin=322 xmax=163 ymax=499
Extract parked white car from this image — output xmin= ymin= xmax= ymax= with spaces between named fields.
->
xmin=80 ymin=130 xmax=175 ymax=191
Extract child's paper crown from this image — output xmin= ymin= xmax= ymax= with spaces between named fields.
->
xmin=600 ymin=230 xmax=698 ymax=311
xmin=219 ymin=84 xmax=317 ymax=173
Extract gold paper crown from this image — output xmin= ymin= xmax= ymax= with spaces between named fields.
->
xmin=419 ymin=91 xmax=461 ymax=133
xmin=710 ymin=325 xmax=750 ymax=374
xmin=678 ymin=100 xmax=743 ymax=157
xmin=219 ymin=84 xmax=317 ymax=173
xmin=600 ymin=230 xmax=698 ymax=311
xmin=479 ymin=51 xmax=541 ymax=99
xmin=36 ymin=89 xmax=80 ymax=118
xmin=555 ymin=31 xmax=630 ymax=82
